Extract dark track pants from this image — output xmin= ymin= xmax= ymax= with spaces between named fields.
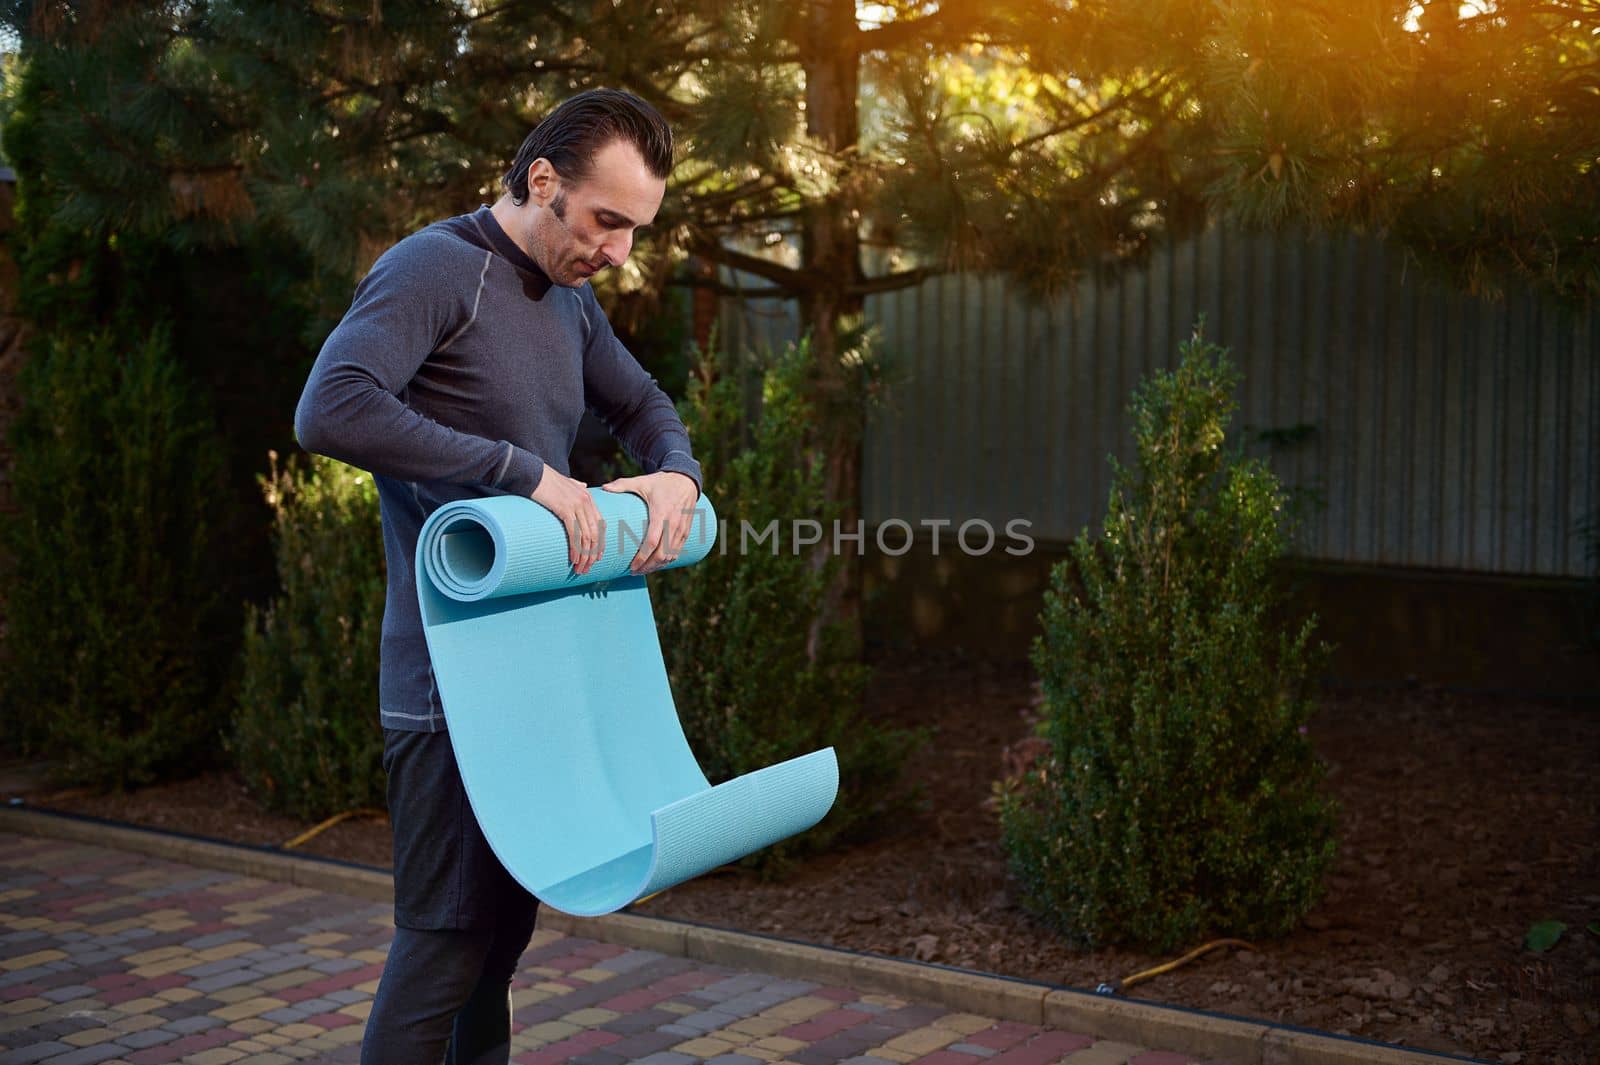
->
xmin=361 ymin=729 xmax=540 ymax=1065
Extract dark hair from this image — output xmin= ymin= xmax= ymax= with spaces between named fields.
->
xmin=502 ymin=89 xmax=673 ymax=203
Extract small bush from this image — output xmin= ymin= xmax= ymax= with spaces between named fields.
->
xmin=0 ymin=327 xmax=230 ymax=787
xmin=997 ymin=329 xmax=1337 ymax=951
xmin=232 ymin=451 xmax=386 ymax=820
xmin=645 ymin=338 xmax=926 ymax=872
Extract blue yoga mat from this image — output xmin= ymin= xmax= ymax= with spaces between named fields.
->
xmin=415 ymin=489 xmax=839 ymax=917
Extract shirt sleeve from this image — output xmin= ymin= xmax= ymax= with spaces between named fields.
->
xmin=293 ymin=235 xmax=546 ymax=495
xmin=577 ymin=287 xmax=704 ymax=498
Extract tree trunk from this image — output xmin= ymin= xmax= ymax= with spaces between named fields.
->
xmin=801 ymin=0 xmax=865 ymax=659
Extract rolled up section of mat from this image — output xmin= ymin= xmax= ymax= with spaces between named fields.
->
xmin=415 ymin=489 xmax=839 ymax=917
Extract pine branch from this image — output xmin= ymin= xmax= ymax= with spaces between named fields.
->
xmin=848 ymin=267 xmax=938 ymax=296
xmin=854 ymin=8 xmax=1017 ymax=56
xmin=687 ymin=239 xmax=812 ymax=291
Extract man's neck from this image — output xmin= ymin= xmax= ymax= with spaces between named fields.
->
xmin=488 ymin=196 xmax=539 ymax=264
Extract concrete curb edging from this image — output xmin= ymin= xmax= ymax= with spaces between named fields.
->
xmin=1 ymin=806 xmax=1482 ymax=1065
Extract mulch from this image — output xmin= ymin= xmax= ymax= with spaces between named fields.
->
xmin=24 ymin=649 xmax=1599 ymax=1065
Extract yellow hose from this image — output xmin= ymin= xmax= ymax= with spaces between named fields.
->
xmin=282 ymin=807 xmax=386 ymax=849
xmin=1096 ymin=938 xmax=1258 ymax=995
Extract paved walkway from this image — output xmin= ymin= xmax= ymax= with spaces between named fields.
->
xmin=0 ymin=832 xmax=1218 ymax=1065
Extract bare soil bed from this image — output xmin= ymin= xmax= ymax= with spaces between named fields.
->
xmin=22 ymin=650 xmax=1598 ymax=1065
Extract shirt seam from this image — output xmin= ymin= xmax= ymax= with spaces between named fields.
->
xmin=437 ymin=250 xmax=491 ymax=351
xmin=380 ymin=707 xmax=442 ymax=722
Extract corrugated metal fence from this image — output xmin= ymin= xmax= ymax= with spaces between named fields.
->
xmin=719 ymin=227 xmax=1598 ymax=579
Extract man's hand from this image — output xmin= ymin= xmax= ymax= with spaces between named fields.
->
xmin=601 ymin=471 xmax=700 ymax=575
xmin=531 ymin=468 xmax=605 ymax=576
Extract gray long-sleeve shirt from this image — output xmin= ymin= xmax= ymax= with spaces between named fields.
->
xmin=294 ymin=205 xmax=702 ymax=732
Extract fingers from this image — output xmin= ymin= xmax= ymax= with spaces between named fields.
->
xmin=631 ymin=499 xmax=696 ymax=574
xmin=532 ymin=470 xmax=605 ymax=575
xmin=575 ymin=489 xmax=604 ymax=575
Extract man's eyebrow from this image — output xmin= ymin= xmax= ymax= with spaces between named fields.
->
xmin=595 ymin=207 xmax=643 ymax=228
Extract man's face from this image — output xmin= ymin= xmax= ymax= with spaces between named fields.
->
xmin=524 ymin=139 xmax=666 ymax=287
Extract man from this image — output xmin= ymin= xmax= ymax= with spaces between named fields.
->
xmin=294 ymin=89 xmax=702 ymax=1065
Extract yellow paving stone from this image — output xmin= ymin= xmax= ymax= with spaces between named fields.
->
xmin=883 ymin=1027 xmax=959 ymax=1055
xmin=62 ymin=1026 xmax=118 ymax=1046
xmin=673 ymin=1036 xmax=739 ymax=1057
xmin=706 ymin=1028 xmax=755 ymax=1047
xmin=86 ymin=918 xmax=146 ymax=935
xmin=352 ymin=949 xmax=388 ymax=963
xmin=353 ymin=978 xmax=381 ymax=994
xmin=752 ymin=1036 xmax=808 ymax=1054
xmin=306 ymin=947 xmax=344 ymax=959
xmin=931 ymin=1012 xmax=996 ymax=1035
xmin=225 ymin=912 xmax=270 ymax=926
xmin=568 ymin=967 xmax=615 ymax=983
xmin=0 ymin=1012 xmax=50 ymax=1037
xmin=659 ymin=1001 xmax=696 ymax=1015
xmin=328 ymin=1024 xmax=366 ymax=1044
xmin=276 ymin=1023 xmax=326 ymax=1040
xmin=527 ymin=929 xmax=564 ymax=949
xmin=235 ymin=1054 xmax=295 ymax=1065
xmin=230 ymin=1040 xmax=269 ymax=1053
xmin=256 ymin=970 xmax=322 ymax=991
xmin=213 ymin=997 xmax=290 ymax=1022
xmin=2 ymin=948 xmax=66 ymax=969
xmin=1061 ymin=1043 xmax=1144 ymax=1065
xmin=107 ymin=872 xmax=156 ymax=887
xmin=109 ymin=1014 xmax=165 ymax=1033
xmin=560 ymin=1007 xmax=620 ymax=1027
xmin=525 ymin=1020 xmax=583 ymax=1042
xmin=186 ymin=1047 xmax=247 ymax=1064
xmin=256 ymin=1033 xmax=289 ymax=1047
xmin=339 ymin=1001 xmax=373 ymax=1021
xmin=111 ymin=996 xmax=172 ymax=1014
xmin=194 ymin=942 xmax=259 ymax=963
xmin=742 ymin=1048 xmax=783 ymax=1061
xmin=11 ymin=916 xmax=49 ymax=930
xmin=157 ymin=987 xmax=203 ymax=1003
xmin=0 ymin=888 xmax=36 ymax=903
xmin=859 ymin=994 xmax=908 ymax=1008
xmin=148 ymin=919 xmax=195 ymax=932
xmin=764 ymin=996 xmax=834 ymax=1022
xmin=142 ymin=908 xmax=190 ymax=921
xmin=512 ymin=988 xmax=552 ymax=1008
xmin=727 ymin=1016 xmax=788 ymax=1037
xmin=0 ymin=996 xmax=48 ymax=1015
xmin=211 ymin=986 xmax=264 ymax=1004
xmin=75 ymin=899 xmax=126 ymax=915
xmin=130 ymin=957 xmax=196 ymax=978
xmin=233 ymin=1019 xmax=275 ymax=1035
xmin=299 ymin=932 xmax=347 ymax=947
xmin=873 ymin=1051 xmax=915 ymax=1063
xmin=534 ymin=981 xmax=571 ymax=995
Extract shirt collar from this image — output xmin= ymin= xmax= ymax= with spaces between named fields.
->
xmin=471 ymin=205 xmax=553 ymax=296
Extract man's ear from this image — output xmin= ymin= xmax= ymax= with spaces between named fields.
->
xmin=526 ymin=158 xmax=560 ymax=207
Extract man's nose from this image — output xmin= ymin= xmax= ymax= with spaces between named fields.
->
xmin=601 ymin=231 xmax=633 ymax=266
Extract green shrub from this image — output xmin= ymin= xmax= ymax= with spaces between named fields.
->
xmin=232 ymin=452 xmax=387 ymax=820
xmin=997 ymin=329 xmax=1337 ymax=951
xmin=0 ymin=327 xmax=230 ymax=787
xmin=644 ymin=338 xmax=926 ymax=873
